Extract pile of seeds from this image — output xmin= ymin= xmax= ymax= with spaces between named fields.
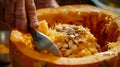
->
xmin=52 ymin=24 xmax=99 ymax=57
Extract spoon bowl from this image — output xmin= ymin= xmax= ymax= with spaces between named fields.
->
xmin=29 ymin=29 xmax=62 ymax=56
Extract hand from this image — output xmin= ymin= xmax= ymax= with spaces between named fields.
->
xmin=0 ymin=0 xmax=59 ymax=31
xmin=34 ymin=0 xmax=59 ymax=9
xmin=0 ymin=0 xmax=38 ymax=31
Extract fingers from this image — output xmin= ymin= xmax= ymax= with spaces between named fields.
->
xmin=5 ymin=0 xmax=15 ymax=29
xmin=15 ymin=0 xmax=27 ymax=31
xmin=25 ymin=0 xmax=39 ymax=29
xmin=50 ymin=0 xmax=59 ymax=8
xmin=4 ymin=0 xmax=38 ymax=31
xmin=34 ymin=0 xmax=59 ymax=9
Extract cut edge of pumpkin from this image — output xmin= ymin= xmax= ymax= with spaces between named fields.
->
xmin=10 ymin=29 xmax=119 ymax=65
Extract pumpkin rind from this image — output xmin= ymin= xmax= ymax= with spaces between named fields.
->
xmin=10 ymin=5 xmax=120 ymax=67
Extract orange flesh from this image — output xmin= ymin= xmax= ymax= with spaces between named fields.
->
xmin=12 ymin=20 xmax=99 ymax=58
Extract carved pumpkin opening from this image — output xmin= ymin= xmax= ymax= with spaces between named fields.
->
xmin=36 ymin=6 xmax=120 ymax=53
xmin=10 ymin=5 xmax=120 ymax=67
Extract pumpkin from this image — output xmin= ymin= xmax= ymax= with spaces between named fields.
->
xmin=9 ymin=5 xmax=120 ymax=67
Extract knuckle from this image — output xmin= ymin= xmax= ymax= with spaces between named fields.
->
xmin=15 ymin=12 xmax=26 ymax=19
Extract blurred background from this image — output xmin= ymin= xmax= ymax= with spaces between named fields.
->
xmin=0 ymin=0 xmax=119 ymax=67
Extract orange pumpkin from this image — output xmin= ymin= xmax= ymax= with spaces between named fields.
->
xmin=9 ymin=5 xmax=120 ymax=67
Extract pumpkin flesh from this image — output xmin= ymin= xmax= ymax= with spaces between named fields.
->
xmin=10 ymin=5 xmax=120 ymax=67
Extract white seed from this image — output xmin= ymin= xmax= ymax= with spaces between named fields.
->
xmin=69 ymin=35 xmax=75 ymax=38
xmin=62 ymin=44 xmax=68 ymax=48
xmin=65 ymin=49 xmax=72 ymax=56
xmin=68 ymin=40 xmax=74 ymax=48
xmin=71 ymin=45 xmax=78 ymax=51
xmin=57 ymin=43 xmax=63 ymax=48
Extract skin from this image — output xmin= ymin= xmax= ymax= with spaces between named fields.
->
xmin=0 ymin=0 xmax=59 ymax=31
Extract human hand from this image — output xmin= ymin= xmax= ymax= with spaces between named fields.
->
xmin=0 ymin=0 xmax=39 ymax=31
xmin=0 ymin=0 xmax=59 ymax=31
xmin=34 ymin=0 xmax=59 ymax=9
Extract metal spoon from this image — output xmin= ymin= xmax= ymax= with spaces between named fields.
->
xmin=29 ymin=29 xmax=62 ymax=56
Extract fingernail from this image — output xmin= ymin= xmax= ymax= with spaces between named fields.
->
xmin=34 ymin=21 xmax=39 ymax=27
xmin=30 ymin=21 xmax=39 ymax=28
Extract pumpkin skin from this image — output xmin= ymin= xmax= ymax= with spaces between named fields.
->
xmin=9 ymin=5 xmax=120 ymax=67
